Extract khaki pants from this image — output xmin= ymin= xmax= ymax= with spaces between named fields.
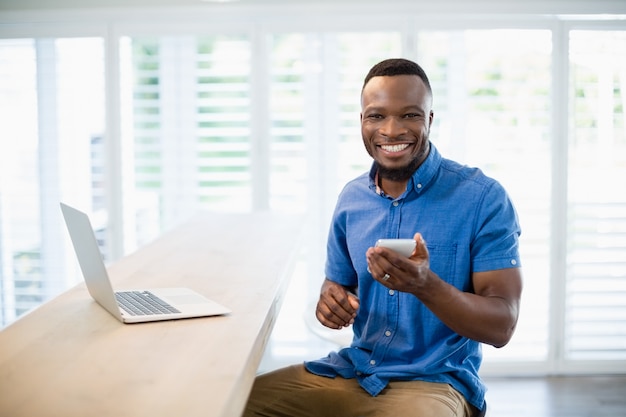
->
xmin=243 ymin=364 xmax=479 ymax=417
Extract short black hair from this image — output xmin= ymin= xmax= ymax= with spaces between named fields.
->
xmin=362 ymin=58 xmax=432 ymax=96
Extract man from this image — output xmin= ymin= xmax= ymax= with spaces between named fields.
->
xmin=244 ymin=58 xmax=522 ymax=417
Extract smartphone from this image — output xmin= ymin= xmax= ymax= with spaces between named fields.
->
xmin=375 ymin=239 xmax=416 ymax=258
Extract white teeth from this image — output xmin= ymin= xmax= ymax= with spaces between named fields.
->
xmin=381 ymin=143 xmax=409 ymax=153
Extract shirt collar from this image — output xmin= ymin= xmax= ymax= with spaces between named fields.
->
xmin=368 ymin=141 xmax=442 ymax=197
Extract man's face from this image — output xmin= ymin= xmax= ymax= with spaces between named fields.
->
xmin=360 ymin=75 xmax=433 ymax=181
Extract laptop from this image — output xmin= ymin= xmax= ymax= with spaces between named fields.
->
xmin=60 ymin=202 xmax=231 ymax=323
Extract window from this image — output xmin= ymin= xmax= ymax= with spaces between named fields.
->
xmin=0 ymin=37 xmax=105 ymax=326
xmin=1 ymin=11 xmax=625 ymax=376
xmin=414 ymin=29 xmax=554 ymax=366
xmin=120 ymin=35 xmax=254 ymax=244
xmin=269 ymin=34 xmax=308 ymax=212
xmin=566 ymin=30 xmax=626 ymax=362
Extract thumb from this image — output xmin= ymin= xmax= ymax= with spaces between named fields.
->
xmin=412 ymin=232 xmax=429 ymax=261
xmin=347 ymin=292 xmax=360 ymax=311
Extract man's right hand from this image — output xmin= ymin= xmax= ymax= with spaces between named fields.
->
xmin=315 ymin=278 xmax=360 ymax=329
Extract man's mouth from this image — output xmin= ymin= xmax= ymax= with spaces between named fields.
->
xmin=380 ymin=143 xmax=410 ymax=153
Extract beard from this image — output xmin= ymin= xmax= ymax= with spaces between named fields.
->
xmin=377 ymin=140 xmax=430 ymax=182
xmin=377 ymin=156 xmax=423 ymax=182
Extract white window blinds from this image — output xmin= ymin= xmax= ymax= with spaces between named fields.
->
xmin=122 ymin=35 xmax=253 ymax=240
xmin=566 ymin=30 xmax=626 ymax=361
xmin=0 ymin=37 xmax=105 ymax=326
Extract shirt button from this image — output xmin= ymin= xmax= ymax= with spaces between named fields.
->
xmin=385 ymin=330 xmax=392 ymax=337
xmin=511 ymin=259 xmax=517 ymax=265
xmin=417 ymin=183 xmax=422 ymax=189
xmin=393 ymin=201 xmax=399 ymax=207
xmin=356 ymin=371 xmax=362 ymax=376
xmin=370 ymin=360 xmax=376 ymax=365
xmin=389 ymin=290 xmax=395 ymax=296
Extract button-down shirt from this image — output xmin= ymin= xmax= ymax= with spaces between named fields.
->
xmin=305 ymin=143 xmax=521 ymax=412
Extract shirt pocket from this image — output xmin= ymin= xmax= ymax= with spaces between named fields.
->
xmin=426 ymin=242 xmax=459 ymax=287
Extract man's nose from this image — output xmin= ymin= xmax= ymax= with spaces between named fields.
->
xmin=380 ymin=117 xmax=408 ymax=138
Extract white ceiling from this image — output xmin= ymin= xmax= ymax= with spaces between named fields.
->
xmin=1 ymin=0 xmax=626 ymax=14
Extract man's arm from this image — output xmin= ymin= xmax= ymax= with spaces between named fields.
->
xmin=418 ymin=267 xmax=522 ymax=348
xmin=366 ymin=233 xmax=522 ymax=348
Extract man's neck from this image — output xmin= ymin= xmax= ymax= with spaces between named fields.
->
xmin=378 ymin=177 xmax=408 ymax=199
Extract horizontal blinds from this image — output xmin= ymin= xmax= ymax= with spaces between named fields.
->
xmin=0 ymin=38 xmax=105 ymax=326
xmin=269 ymin=34 xmax=307 ymax=212
xmin=130 ymin=38 xmax=162 ymax=192
xmin=129 ymin=35 xmax=253 ymax=225
xmin=0 ymin=39 xmax=40 ymax=324
xmin=566 ymin=30 xmax=626 ymax=360
xmin=196 ymin=36 xmax=251 ymax=210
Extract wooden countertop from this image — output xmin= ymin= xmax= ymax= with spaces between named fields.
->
xmin=0 ymin=212 xmax=304 ymax=417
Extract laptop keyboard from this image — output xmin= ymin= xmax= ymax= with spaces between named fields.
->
xmin=116 ymin=291 xmax=181 ymax=316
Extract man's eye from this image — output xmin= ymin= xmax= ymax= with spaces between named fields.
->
xmin=368 ymin=114 xmax=383 ymax=119
xmin=404 ymin=113 xmax=419 ymax=119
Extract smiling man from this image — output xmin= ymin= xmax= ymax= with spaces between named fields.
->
xmin=360 ymin=67 xmax=432 ymax=197
xmin=243 ymin=58 xmax=523 ymax=417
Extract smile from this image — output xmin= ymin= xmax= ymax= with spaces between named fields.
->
xmin=380 ymin=143 xmax=410 ymax=153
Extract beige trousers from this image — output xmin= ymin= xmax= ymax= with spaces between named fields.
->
xmin=243 ymin=364 xmax=479 ymax=417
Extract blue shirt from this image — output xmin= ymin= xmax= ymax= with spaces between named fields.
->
xmin=305 ymin=144 xmax=521 ymax=412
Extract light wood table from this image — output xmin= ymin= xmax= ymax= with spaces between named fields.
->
xmin=0 ymin=212 xmax=304 ymax=417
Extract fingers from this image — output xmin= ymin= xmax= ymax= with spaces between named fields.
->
xmin=366 ymin=246 xmax=404 ymax=284
xmin=316 ymin=296 xmax=357 ymax=329
xmin=367 ymin=234 xmax=430 ymax=286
